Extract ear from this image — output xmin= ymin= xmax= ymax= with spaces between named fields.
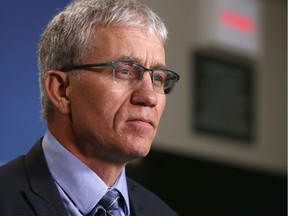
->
xmin=44 ymin=70 xmax=71 ymax=115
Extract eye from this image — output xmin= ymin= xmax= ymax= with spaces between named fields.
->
xmin=153 ymin=71 xmax=166 ymax=86
xmin=114 ymin=63 xmax=134 ymax=79
xmin=119 ymin=69 xmax=130 ymax=76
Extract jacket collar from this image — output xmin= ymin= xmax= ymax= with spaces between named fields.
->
xmin=24 ymin=139 xmax=68 ymax=216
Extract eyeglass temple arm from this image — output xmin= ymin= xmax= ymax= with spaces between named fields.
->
xmin=59 ymin=62 xmax=110 ymax=72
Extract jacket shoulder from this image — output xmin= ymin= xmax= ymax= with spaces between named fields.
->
xmin=0 ymin=156 xmax=36 ymax=215
xmin=0 ymin=156 xmax=28 ymax=189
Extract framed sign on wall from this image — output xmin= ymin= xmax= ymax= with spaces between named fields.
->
xmin=192 ymin=50 xmax=254 ymax=141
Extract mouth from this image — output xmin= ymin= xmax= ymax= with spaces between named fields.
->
xmin=127 ymin=118 xmax=155 ymax=128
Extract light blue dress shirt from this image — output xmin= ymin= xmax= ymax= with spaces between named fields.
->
xmin=42 ymin=130 xmax=130 ymax=216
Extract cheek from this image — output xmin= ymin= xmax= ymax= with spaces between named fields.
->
xmin=89 ymin=91 xmax=121 ymax=123
xmin=87 ymin=88 xmax=130 ymax=133
xmin=70 ymin=79 xmax=117 ymax=127
xmin=157 ymin=96 xmax=166 ymax=119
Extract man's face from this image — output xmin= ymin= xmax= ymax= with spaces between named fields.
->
xmin=68 ymin=27 xmax=166 ymax=163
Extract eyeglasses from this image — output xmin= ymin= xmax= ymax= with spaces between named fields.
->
xmin=59 ymin=60 xmax=180 ymax=94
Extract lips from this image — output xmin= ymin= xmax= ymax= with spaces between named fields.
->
xmin=129 ymin=118 xmax=154 ymax=127
xmin=126 ymin=115 xmax=156 ymax=129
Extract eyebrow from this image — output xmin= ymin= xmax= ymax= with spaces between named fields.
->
xmin=114 ymin=55 xmax=167 ymax=69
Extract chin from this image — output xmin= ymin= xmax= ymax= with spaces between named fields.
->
xmin=114 ymin=134 xmax=154 ymax=161
xmin=125 ymin=140 xmax=152 ymax=160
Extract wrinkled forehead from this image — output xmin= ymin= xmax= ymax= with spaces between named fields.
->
xmin=85 ymin=26 xmax=166 ymax=68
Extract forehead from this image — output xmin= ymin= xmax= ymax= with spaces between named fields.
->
xmin=85 ymin=27 xmax=166 ymax=67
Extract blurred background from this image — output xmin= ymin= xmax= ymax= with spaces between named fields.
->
xmin=0 ymin=0 xmax=286 ymax=215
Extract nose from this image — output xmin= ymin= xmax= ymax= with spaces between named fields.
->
xmin=131 ymin=72 xmax=158 ymax=107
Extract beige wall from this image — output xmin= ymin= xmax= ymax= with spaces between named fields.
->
xmin=141 ymin=0 xmax=287 ymax=174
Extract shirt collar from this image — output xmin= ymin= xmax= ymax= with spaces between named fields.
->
xmin=42 ymin=130 xmax=130 ymax=215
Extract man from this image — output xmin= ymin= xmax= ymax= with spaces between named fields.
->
xmin=0 ymin=0 xmax=180 ymax=215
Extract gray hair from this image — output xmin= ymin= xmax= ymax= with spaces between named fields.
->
xmin=38 ymin=0 xmax=168 ymax=121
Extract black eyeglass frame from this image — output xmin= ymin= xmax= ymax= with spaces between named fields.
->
xmin=58 ymin=60 xmax=180 ymax=94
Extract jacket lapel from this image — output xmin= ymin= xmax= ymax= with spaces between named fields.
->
xmin=24 ymin=140 xmax=68 ymax=216
xmin=127 ymin=178 xmax=146 ymax=216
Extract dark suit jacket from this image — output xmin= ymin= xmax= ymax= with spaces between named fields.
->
xmin=0 ymin=139 xmax=178 ymax=216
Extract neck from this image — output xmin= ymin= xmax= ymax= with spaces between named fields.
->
xmin=48 ymin=119 xmax=126 ymax=186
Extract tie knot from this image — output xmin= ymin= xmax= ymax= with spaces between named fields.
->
xmin=93 ymin=188 xmax=123 ymax=216
xmin=98 ymin=189 xmax=121 ymax=211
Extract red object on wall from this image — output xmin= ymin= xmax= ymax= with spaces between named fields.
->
xmin=219 ymin=8 xmax=255 ymax=34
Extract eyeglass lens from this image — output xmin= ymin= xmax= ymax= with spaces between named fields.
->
xmin=113 ymin=62 xmax=177 ymax=94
